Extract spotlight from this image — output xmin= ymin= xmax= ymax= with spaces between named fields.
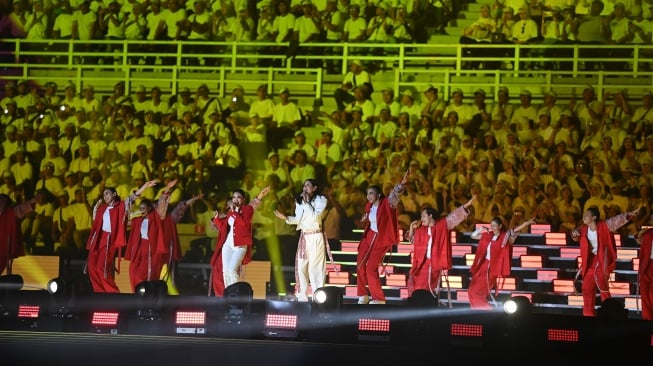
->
xmin=312 ymin=286 xmax=343 ymax=313
xmin=46 ymin=276 xmax=91 ymax=318
xmin=134 ymin=280 xmax=168 ymax=320
xmin=214 ymin=282 xmax=258 ymax=339
xmin=223 ymin=282 xmax=253 ymax=325
xmin=504 ymin=296 xmax=532 ymax=316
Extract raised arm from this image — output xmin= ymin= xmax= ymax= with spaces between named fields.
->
xmin=388 ymin=169 xmax=409 ymax=208
xmin=156 ymin=179 xmax=178 ymax=219
xmin=169 ymin=192 xmax=204 ymax=224
xmin=250 ymin=186 xmax=271 ymax=210
xmin=445 ymin=194 xmax=476 ymax=230
xmin=606 ymin=207 xmax=641 ymax=232
xmin=506 ymin=217 xmax=537 ymax=245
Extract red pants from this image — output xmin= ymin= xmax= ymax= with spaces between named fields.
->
xmin=356 ymin=230 xmax=388 ymax=301
xmin=87 ymin=231 xmax=120 ymax=293
xmin=641 ymin=262 xmax=653 ymax=320
xmin=129 ymin=238 xmax=161 ymax=292
xmin=410 ymin=265 xmax=443 ymax=296
xmin=582 ymin=254 xmax=612 ymax=317
xmin=468 ymin=260 xmax=496 ymax=309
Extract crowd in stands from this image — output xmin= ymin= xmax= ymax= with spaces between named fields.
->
xmin=0 ymin=0 xmax=467 ymax=70
xmin=1 ymin=62 xmax=653 ymax=261
xmin=460 ymin=0 xmax=653 ymax=71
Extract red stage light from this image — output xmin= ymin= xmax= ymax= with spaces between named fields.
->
xmin=91 ymin=312 xmax=119 ymax=327
xmin=265 ymin=314 xmax=297 ymax=329
xmin=17 ymin=305 xmax=40 ymax=318
xmin=175 ymin=311 xmax=206 ymax=326
xmin=547 ymin=328 xmax=579 ymax=342
xmin=450 ymin=323 xmax=483 ymax=337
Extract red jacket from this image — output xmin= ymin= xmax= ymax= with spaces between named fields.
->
xmin=86 ymin=200 xmax=128 ymax=252
xmin=410 ymin=206 xmax=469 ymax=274
xmin=639 ymin=229 xmax=653 ymax=277
xmin=125 ymin=210 xmax=165 ymax=262
xmin=213 ymin=204 xmax=255 ymax=264
xmin=579 ymin=220 xmax=617 ymax=277
xmin=471 ymin=230 xmax=512 ymax=278
xmin=362 ymin=196 xmax=398 ymax=252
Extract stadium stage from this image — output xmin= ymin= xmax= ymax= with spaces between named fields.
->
xmin=1 ymin=281 xmax=653 ymax=366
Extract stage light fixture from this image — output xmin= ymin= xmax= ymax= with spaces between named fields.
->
xmin=263 ymin=300 xmax=309 ymax=339
xmin=0 ymin=274 xmax=24 ymax=291
xmin=312 ymin=286 xmax=343 ymax=313
xmin=223 ymin=282 xmax=253 ymax=325
xmin=46 ymin=276 xmax=91 ymax=318
xmin=357 ymin=318 xmax=391 ymax=343
xmin=134 ymin=280 xmax=168 ymax=320
xmin=175 ymin=311 xmax=206 ymax=335
xmin=0 ymin=274 xmax=24 ymax=317
xmin=504 ymin=295 xmax=532 ymax=316
xmin=90 ymin=311 xmax=120 ymax=334
xmin=17 ymin=305 xmax=40 ymax=319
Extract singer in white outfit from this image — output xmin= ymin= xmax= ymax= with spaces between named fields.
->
xmin=274 ymin=179 xmax=327 ymax=302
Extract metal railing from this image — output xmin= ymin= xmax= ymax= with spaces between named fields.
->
xmin=2 ymin=38 xmax=652 ymax=101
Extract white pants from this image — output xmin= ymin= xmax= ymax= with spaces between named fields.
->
xmin=295 ymin=232 xmax=326 ymax=301
xmin=222 ymin=234 xmax=247 ymax=288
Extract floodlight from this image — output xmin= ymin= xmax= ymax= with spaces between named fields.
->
xmin=134 ymin=280 xmax=168 ymax=320
xmin=312 ymin=286 xmax=343 ymax=313
xmin=504 ymin=296 xmax=532 ymax=315
xmin=223 ymin=282 xmax=253 ymax=325
xmin=0 ymin=274 xmax=24 ymax=316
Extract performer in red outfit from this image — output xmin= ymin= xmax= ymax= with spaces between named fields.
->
xmin=405 ymin=195 xmax=475 ymax=300
xmin=85 ymin=180 xmax=157 ymax=293
xmin=636 ymin=212 xmax=653 ymax=320
xmin=125 ymin=198 xmax=166 ymax=292
xmin=572 ymin=206 xmax=640 ymax=316
xmin=0 ymin=194 xmax=38 ymax=275
xmin=209 ymin=197 xmax=233 ymax=297
xmin=160 ymin=192 xmax=204 ymax=295
xmin=356 ymin=171 xmax=408 ymax=305
xmin=216 ymin=187 xmax=270 ymax=289
xmin=468 ymin=215 xmax=535 ymax=309
xmin=125 ymin=179 xmax=178 ymax=292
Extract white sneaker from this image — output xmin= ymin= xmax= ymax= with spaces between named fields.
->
xmin=369 ymin=300 xmax=386 ymax=304
xmin=358 ymin=295 xmax=369 ymax=304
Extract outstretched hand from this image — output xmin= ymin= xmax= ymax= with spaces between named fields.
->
xmin=166 ymin=178 xmax=178 ymax=191
xmin=464 ymin=194 xmax=477 ymax=209
xmin=144 ymin=179 xmax=158 ymax=189
xmin=401 ymin=169 xmax=410 ymax=185
xmin=515 ymin=217 xmax=537 ymax=232
xmin=629 ymin=206 xmax=641 ymax=219
xmin=258 ymin=186 xmax=271 ymax=199
xmin=273 ymin=209 xmax=287 ymax=221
